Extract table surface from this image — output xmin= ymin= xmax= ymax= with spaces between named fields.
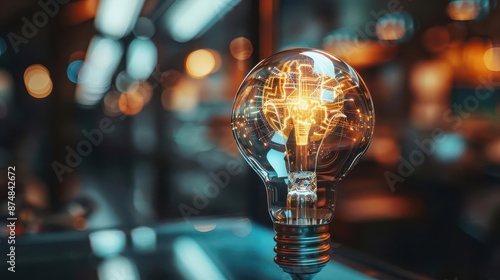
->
xmin=1 ymin=218 xmax=429 ymax=280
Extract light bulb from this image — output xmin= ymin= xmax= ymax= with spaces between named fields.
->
xmin=231 ymin=48 xmax=375 ymax=279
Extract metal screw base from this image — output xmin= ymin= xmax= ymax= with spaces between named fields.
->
xmin=273 ymin=223 xmax=331 ymax=280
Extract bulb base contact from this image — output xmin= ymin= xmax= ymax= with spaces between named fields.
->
xmin=273 ymin=223 xmax=331 ymax=280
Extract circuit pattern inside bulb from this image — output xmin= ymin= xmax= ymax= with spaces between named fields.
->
xmin=261 ymin=60 xmax=345 ymax=145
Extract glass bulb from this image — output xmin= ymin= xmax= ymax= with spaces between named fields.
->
xmin=231 ymin=48 xmax=374 ymax=278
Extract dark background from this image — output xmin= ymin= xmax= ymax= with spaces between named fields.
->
xmin=0 ymin=0 xmax=499 ymax=279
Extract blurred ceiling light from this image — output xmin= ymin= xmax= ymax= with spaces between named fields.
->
xmin=185 ymin=49 xmax=221 ymax=78
xmin=447 ymin=0 xmax=482 ymax=21
xmin=323 ymin=28 xmax=398 ymax=68
xmin=89 ymin=230 xmax=126 ymax=258
xmin=483 ymin=47 xmax=500 ymax=71
xmin=67 ymin=60 xmax=83 ymax=83
xmin=95 ymin=0 xmax=144 ymax=39
xmin=118 ymin=90 xmax=145 ymax=116
xmin=230 ymin=37 xmax=253 ymax=60
xmin=435 ymin=133 xmax=466 ymax=162
xmin=76 ymin=36 xmax=123 ymax=106
xmin=164 ymin=0 xmax=240 ymax=42
xmin=24 ymin=64 xmax=53 ymax=99
xmin=133 ymin=17 xmax=155 ymax=39
xmin=410 ymin=60 xmax=452 ymax=101
xmin=127 ymin=38 xmax=157 ymax=80
xmin=376 ymin=12 xmax=414 ymax=42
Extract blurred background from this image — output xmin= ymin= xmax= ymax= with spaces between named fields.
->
xmin=1 ymin=0 xmax=500 ymax=279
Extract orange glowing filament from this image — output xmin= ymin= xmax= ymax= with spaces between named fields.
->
xmin=262 ymin=60 xmax=346 ymax=146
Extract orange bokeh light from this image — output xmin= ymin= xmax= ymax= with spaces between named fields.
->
xmin=24 ymin=64 xmax=53 ymax=99
xmin=185 ymin=49 xmax=221 ymax=78
xmin=230 ymin=37 xmax=253 ymax=60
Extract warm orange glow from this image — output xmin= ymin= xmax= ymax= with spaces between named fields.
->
xmin=484 ymin=139 xmax=500 ymax=164
xmin=339 ymin=195 xmax=417 ymax=222
xmin=261 ymin=60 xmax=345 ymax=145
xmin=410 ymin=101 xmax=446 ymax=129
xmin=447 ymin=1 xmax=480 ymax=21
xmin=73 ymin=216 xmax=88 ymax=231
xmin=69 ymin=50 xmax=86 ymax=63
xmin=185 ymin=49 xmax=220 ymax=78
xmin=376 ymin=20 xmax=406 ymax=41
xmin=484 ymin=47 xmax=500 ymax=71
xmin=422 ymin=26 xmax=450 ymax=53
xmin=322 ymin=41 xmax=398 ymax=68
xmin=118 ymin=90 xmax=144 ymax=115
xmin=161 ymin=77 xmax=199 ymax=112
xmin=63 ymin=0 xmax=99 ymax=25
xmin=230 ymin=37 xmax=253 ymax=60
xmin=24 ymin=64 xmax=53 ymax=99
xmin=410 ymin=60 xmax=452 ymax=101
xmin=368 ymin=136 xmax=400 ymax=165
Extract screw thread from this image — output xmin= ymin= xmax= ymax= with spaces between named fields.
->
xmin=273 ymin=223 xmax=331 ymax=280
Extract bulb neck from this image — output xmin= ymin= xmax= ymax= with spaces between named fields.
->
xmin=273 ymin=222 xmax=331 ymax=280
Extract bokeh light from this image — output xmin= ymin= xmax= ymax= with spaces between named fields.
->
xmin=118 ymin=89 xmax=145 ymax=116
xmin=161 ymin=70 xmax=182 ymax=89
xmin=24 ymin=64 xmax=53 ymax=99
xmin=323 ymin=28 xmax=398 ymax=68
xmin=102 ymin=91 xmax=122 ymax=117
xmin=410 ymin=60 xmax=452 ymax=101
xmin=185 ymin=49 xmax=221 ymax=78
xmin=447 ymin=0 xmax=481 ymax=21
xmin=435 ymin=133 xmax=466 ymax=162
xmin=67 ymin=60 xmax=84 ymax=83
xmin=161 ymin=77 xmax=199 ymax=112
xmin=483 ymin=47 xmax=500 ymax=71
xmin=376 ymin=13 xmax=413 ymax=42
xmin=229 ymin=37 xmax=253 ymax=60
xmin=422 ymin=26 xmax=450 ymax=53
xmin=133 ymin=17 xmax=155 ymax=39
xmin=193 ymin=223 xmax=217 ymax=232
